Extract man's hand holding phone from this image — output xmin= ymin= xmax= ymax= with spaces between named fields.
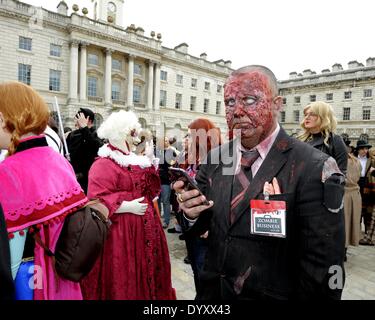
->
xmin=172 ymin=180 xmax=214 ymax=220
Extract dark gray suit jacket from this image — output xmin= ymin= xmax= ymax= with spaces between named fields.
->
xmin=192 ymin=128 xmax=345 ymax=300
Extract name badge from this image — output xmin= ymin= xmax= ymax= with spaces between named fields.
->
xmin=250 ymin=199 xmax=286 ymax=238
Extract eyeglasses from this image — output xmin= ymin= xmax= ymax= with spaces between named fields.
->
xmin=304 ymin=112 xmax=318 ymax=119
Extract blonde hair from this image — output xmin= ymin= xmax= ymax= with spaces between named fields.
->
xmin=298 ymin=101 xmax=337 ymax=146
xmin=0 ymin=82 xmax=49 ymax=155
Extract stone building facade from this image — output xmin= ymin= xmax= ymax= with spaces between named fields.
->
xmin=1 ymin=0 xmax=374 ymax=146
xmin=279 ymin=60 xmax=375 ymax=145
xmin=0 ymin=0 xmax=231 ymax=140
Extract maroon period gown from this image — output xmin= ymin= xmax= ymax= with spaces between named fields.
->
xmin=80 ymin=150 xmax=176 ymax=300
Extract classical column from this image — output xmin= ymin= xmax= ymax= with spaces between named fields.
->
xmin=147 ymin=61 xmax=155 ymax=109
xmin=153 ymin=62 xmax=161 ymax=111
xmin=79 ymin=42 xmax=87 ymax=102
xmin=69 ymin=40 xmax=79 ymax=101
xmin=104 ymin=49 xmax=113 ymax=105
xmin=127 ymin=54 xmax=135 ymax=108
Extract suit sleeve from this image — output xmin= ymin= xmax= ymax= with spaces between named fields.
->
xmin=296 ymin=157 xmax=345 ymax=300
xmin=184 ymin=156 xmax=213 ymax=236
xmin=332 ymin=135 xmax=348 ymax=176
xmin=80 ymin=127 xmax=103 ymax=150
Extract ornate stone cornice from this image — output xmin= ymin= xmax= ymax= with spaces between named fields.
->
xmin=87 ymin=67 xmax=104 ymax=77
xmin=105 ymin=48 xmax=114 ymax=55
xmin=67 ymin=24 xmax=163 ymax=56
xmin=161 ymin=55 xmax=230 ymax=79
xmin=69 ymin=39 xmax=80 ymax=47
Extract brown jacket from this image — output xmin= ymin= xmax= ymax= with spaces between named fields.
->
xmin=344 ymin=155 xmax=362 ymax=246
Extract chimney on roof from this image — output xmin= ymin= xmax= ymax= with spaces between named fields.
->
xmin=289 ymin=72 xmax=297 ymax=79
xmin=332 ymin=63 xmax=343 ymax=72
xmin=366 ymin=57 xmax=375 ymax=67
xmin=57 ymin=1 xmax=68 ymax=15
xmin=200 ymin=52 xmax=207 ymax=60
xmin=348 ymin=60 xmax=360 ymax=69
xmin=135 ymin=27 xmax=144 ymax=36
xmin=214 ymin=59 xmax=225 ymax=66
xmin=174 ymin=43 xmax=189 ymax=54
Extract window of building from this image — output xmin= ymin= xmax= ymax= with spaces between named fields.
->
xmin=204 ymin=99 xmax=209 ymax=113
xmin=49 ymin=70 xmax=61 ymax=91
xmin=310 ymin=95 xmax=316 ymax=102
xmin=160 ymin=90 xmax=167 ymax=107
xmin=19 ymin=36 xmax=32 ymax=51
xmin=293 ymin=110 xmax=300 ymax=123
xmin=282 ymin=98 xmax=287 ymax=105
xmin=175 ymin=93 xmax=182 ymax=109
xmin=88 ymin=53 xmax=99 ymax=66
xmin=88 ymin=77 xmax=98 ymax=97
xmin=133 ymin=85 xmax=141 ymax=103
xmin=18 ymin=63 xmax=31 ymax=85
xmin=190 ymin=96 xmax=196 ymax=111
xmin=344 ymin=91 xmax=352 ymax=100
xmin=50 ymin=44 xmax=62 ymax=57
xmin=294 ymin=96 xmax=301 ymax=104
xmin=111 ymin=82 xmax=120 ymax=100
xmin=134 ymin=63 xmax=142 ymax=75
xmin=112 ymin=59 xmax=121 ymax=71
xmin=204 ymin=82 xmax=210 ymax=91
xmin=176 ymin=74 xmax=183 ymax=85
xmin=160 ymin=70 xmax=167 ymax=81
xmin=191 ymin=78 xmax=197 ymax=88
xmin=217 ymin=85 xmax=222 ymax=93
xmin=343 ymin=107 xmax=350 ymax=120
xmin=364 ymin=89 xmax=372 ymax=98
xmin=326 ymin=93 xmax=333 ymax=101
xmin=363 ymin=106 xmax=371 ymax=120
xmin=280 ymin=111 xmax=286 ymax=123
xmin=216 ymin=101 xmax=221 ymax=115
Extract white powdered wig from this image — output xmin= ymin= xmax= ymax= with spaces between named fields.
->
xmin=97 ymin=110 xmax=141 ymax=141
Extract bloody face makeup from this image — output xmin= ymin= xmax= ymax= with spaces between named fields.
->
xmin=224 ymin=71 xmax=278 ymax=149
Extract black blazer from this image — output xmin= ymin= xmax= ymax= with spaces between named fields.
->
xmin=307 ymin=133 xmax=348 ymax=176
xmin=0 ymin=204 xmax=14 ymax=300
xmin=193 ymin=128 xmax=345 ymax=300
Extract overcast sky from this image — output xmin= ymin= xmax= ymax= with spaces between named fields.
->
xmin=22 ymin=0 xmax=374 ymax=80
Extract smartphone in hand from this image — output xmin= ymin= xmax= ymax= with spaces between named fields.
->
xmin=169 ymin=167 xmax=210 ymax=205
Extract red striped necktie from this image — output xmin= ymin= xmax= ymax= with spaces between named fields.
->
xmin=229 ymin=149 xmax=260 ymax=225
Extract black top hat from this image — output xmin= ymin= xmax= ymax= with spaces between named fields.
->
xmin=342 ymin=137 xmax=351 ymax=146
xmin=77 ymin=108 xmax=95 ymax=122
xmin=356 ymin=140 xmax=372 ymax=149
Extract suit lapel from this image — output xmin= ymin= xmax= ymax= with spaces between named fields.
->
xmin=230 ymin=128 xmax=293 ymax=229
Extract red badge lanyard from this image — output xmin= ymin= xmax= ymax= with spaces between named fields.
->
xmin=250 ymin=194 xmax=287 ymax=238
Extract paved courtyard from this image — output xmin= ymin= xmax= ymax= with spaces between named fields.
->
xmin=165 ymin=230 xmax=375 ymax=300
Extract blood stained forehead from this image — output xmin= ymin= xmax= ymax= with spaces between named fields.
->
xmin=224 ymin=71 xmax=274 ymax=98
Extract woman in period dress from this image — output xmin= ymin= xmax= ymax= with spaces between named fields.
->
xmin=80 ymin=110 xmax=175 ymax=300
